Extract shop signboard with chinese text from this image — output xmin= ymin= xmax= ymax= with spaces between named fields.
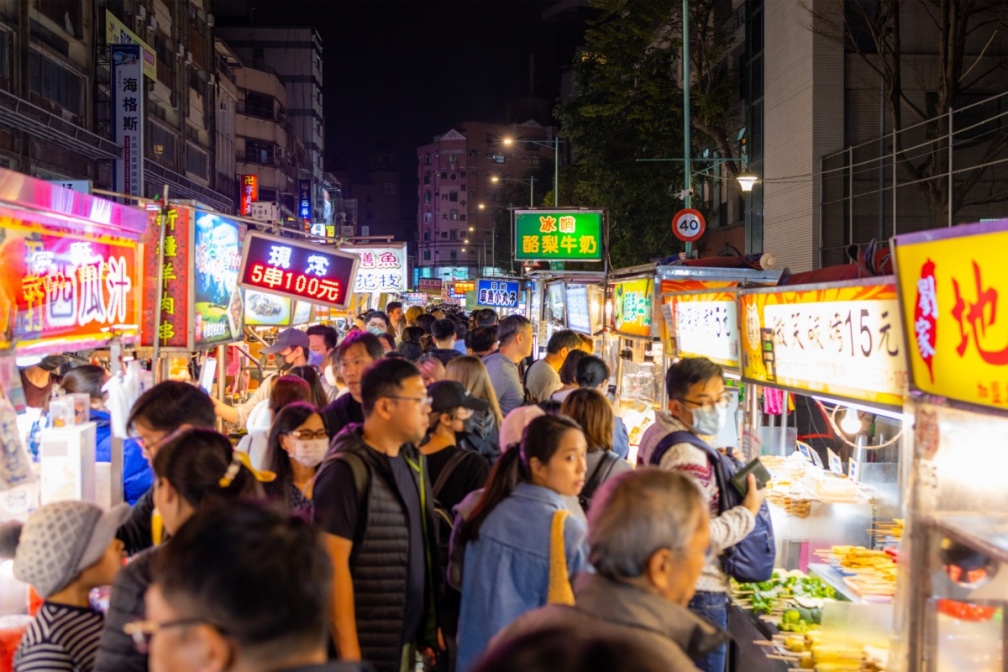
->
xmin=613 ymin=277 xmax=654 ymax=338
xmin=739 ymin=280 xmax=907 ymax=409
xmin=672 ymin=290 xmax=739 ymax=370
xmin=193 ymin=211 xmax=243 ymax=346
xmin=238 ymin=232 xmax=358 ymax=310
xmin=240 ymin=175 xmax=258 ymax=216
xmin=452 ymin=281 xmax=475 ymax=298
xmin=0 ymin=221 xmax=141 ymax=354
xmin=513 ymin=210 xmax=602 ymax=262
xmin=476 ymin=279 xmax=520 ymax=309
xmin=418 ymin=278 xmax=442 ymax=295
xmin=298 ymin=180 xmax=312 ymax=221
xmin=892 ymin=219 xmax=1008 ymax=411
xmin=112 ymin=45 xmax=144 ymax=199
xmin=343 ymin=244 xmax=407 ymax=295
xmin=142 ymin=207 xmax=191 ymax=348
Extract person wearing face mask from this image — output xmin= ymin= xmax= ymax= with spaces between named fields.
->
xmin=307 ymin=324 xmax=340 ymax=383
xmin=636 ymin=357 xmax=766 ymax=672
xmin=264 ymin=403 xmax=328 ymax=514
xmin=214 ymin=328 xmax=310 ymax=429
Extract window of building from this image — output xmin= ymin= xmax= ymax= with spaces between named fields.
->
xmin=424 ymin=191 xmax=431 ymax=204
xmin=38 ymin=0 xmax=80 ymax=39
xmin=27 ymin=51 xmax=82 ymax=117
xmin=448 ymin=153 xmax=458 ymax=163
xmin=185 ymin=143 xmax=208 ymax=180
xmin=450 ymin=210 xmax=458 ymax=221
xmin=491 ymin=153 xmax=505 ymax=164
xmin=449 ymin=191 xmax=458 ymax=202
xmin=149 ymin=122 xmax=176 ymax=164
xmin=424 ymin=212 xmax=432 ymax=223
xmin=243 ymin=91 xmax=274 ymax=120
xmin=450 ymin=250 xmax=457 ymax=260
xmin=441 ymin=193 xmax=448 ymax=201
xmin=424 ymin=250 xmax=431 ymax=261
xmin=425 ymin=155 xmax=431 ymax=165
xmin=244 ymin=140 xmax=274 ymax=165
xmin=424 ymin=231 xmax=430 ymax=241
xmin=441 ymin=231 xmax=448 ymax=239
xmin=423 ymin=172 xmax=431 ymax=185
xmin=450 ymin=230 xmax=456 ymax=240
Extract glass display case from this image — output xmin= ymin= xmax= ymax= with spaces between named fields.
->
xmin=893 ymin=401 xmax=1008 ymax=672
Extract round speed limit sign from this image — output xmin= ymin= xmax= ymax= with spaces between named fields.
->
xmin=672 ymin=208 xmax=706 ymax=243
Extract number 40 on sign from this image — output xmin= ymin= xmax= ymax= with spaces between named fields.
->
xmin=672 ymin=208 xmax=706 ymax=243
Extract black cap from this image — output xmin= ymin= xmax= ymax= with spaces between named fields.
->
xmin=262 ymin=328 xmax=310 ymax=354
xmin=428 ymin=380 xmax=489 ymax=414
xmin=38 ymin=356 xmax=63 ymax=372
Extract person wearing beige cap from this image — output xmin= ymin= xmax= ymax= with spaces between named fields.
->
xmin=0 ymin=500 xmax=129 ymax=672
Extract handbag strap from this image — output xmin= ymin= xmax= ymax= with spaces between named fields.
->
xmin=547 ymin=509 xmax=575 ymax=605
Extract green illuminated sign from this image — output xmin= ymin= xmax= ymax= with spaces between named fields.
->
xmin=514 ymin=210 xmax=603 ymax=261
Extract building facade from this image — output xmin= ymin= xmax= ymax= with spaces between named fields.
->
xmin=417 ymin=120 xmax=556 ymax=281
xmin=214 ymin=26 xmax=325 ymax=220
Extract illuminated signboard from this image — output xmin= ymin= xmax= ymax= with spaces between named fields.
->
xmin=343 ymin=244 xmax=407 ymax=294
xmin=672 ymin=290 xmax=739 ymax=370
xmin=105 ymin=10 xmax=156 ymax=80
xmin=142 ymin=206 xmax=190 ymax=348
xmin=298 ymin=179 xmax=312 ymax=221
xmin=1 ymin=226 xmax=140 ymax=354
xmin=418 ymin=278 xmax=442 ymax=295
xmin=566 ymin=284 xmax=590 ymax=334
xmin=892 ymin=219 xmax=1008 ymax=410
xmin=613 ymin=277 xmax=654 ymax=337
xmin=476 ymin=279 xmax=520 ymax=308
xmin=514 ymin=210 xmax=603 ymax=261
xmin=238 ymin=232 xmax=358 ymax=309
xmin=193 ymin=211 xmax=243 ymax=346
xmin=244 ymin=290 xmax=313 ymax=327
xmin=739 ymin=280 xmax=908 ymax=409
xmin=452 ymin=281 xmax=475 ymax=297
xmin=240 ymin=175 xmax=258 ymax=216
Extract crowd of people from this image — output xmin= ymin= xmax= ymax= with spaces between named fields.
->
xmin=0 ymin=302 xmax=767 ymax=672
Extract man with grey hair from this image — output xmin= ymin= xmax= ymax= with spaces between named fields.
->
xmin=480 ymin=469 xmax=725 ymax=671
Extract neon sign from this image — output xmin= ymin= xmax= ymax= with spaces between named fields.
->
xmin=238 ymin=232 xmax=358 ymax=309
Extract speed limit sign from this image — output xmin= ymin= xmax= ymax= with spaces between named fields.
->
xmin=672 ymin=208 xmax=706 ymax=243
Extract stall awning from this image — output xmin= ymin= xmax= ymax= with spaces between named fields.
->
xmin=144 ymin=159 xmax=233 ymax=214
xmin=0 ymin=90 xmax=122 ymax=162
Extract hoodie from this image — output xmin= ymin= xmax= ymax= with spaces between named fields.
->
xmin=638 ymin=412 xmax=755 ymax=593
xmin=493 ymin=572 xmax=724 ymax=671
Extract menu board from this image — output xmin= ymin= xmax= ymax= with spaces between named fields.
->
xmin=238 ymin=232 xmax=358 ymax=309
xmin=672 ymin=290 xmax=739 ymax=369
xmin=546 ymin=281 xmax=566 ymax=329
xmin=739 ymin=280 xmax=908 ymax=408
xmin=613 ymin=277 xmax=654 ymax=337
xmin=193 ymin=210 xmax=243 ymax=346
xmin=565 ymin=284 xmax=591 ymax=334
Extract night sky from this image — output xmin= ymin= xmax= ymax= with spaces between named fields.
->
xmin=247 ymin=0 xmax=568 ymax=204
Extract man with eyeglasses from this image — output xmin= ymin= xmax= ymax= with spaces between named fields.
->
xmin=312 ymin=358 xmax=441 ymax=672
xmin=140 ymin=500 xmax=370 ymax=672
xmin=482 ymin=469 xmax=725 ymax=671
xmin=636 ymin=357 xmax=766 ymax=672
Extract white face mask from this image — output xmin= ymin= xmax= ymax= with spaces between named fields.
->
xmin=324 ymin=365 xmax=338 ymax=388
xmin=289 ymin=438 xmax=328 ymax=468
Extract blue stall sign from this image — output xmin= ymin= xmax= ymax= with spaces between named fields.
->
xmin=476 ymin=279 xmax=520 ymax=308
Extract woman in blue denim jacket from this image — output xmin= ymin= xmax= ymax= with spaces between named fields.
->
xmin=454 ymin=414 xmax=591 ymax=672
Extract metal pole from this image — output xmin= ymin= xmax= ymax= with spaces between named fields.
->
xmin=152 ymin=185 xmax=169 ymax=380
xmin=530 ymin=176 xmax=535 ymax=207
xmin=109 ymin=337 xmax=124 ymax=505
xmin=848 ymin=146 xmax=854 ymax=247
xmin=948 ymin=106 xmax=953 ymax=227
xmin=892 ymin=126 xmax=897 ymax=235
xmin=682 ymin=0 xmax=693 ymax=256
xmin=554 ymin=137 xmax=559 ymax=207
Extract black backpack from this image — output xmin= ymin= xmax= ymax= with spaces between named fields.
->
xmin=431 ymin=449 xmax=474 ymax=573
xmin=650 ymin=431 xmax=776 ymax=583
xmin=578 ymin=451 xmax=620 ymax=512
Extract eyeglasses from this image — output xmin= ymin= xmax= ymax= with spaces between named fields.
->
xmin=123 ymin=618 xmax=228 ymax=653
xmin=678 ymin=393 xmax=731 ymax=411
xmin=385 ymin=395 xmax=433 ymax=408
xmin=288 ymin=428 xmax=328 ymax=440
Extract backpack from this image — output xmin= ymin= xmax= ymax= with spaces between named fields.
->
xmin=650 ymin=430 xmax=776 ymax=583
xmin=578 ymin=451 xmax=620 ymax=512
xmin=431 ymin=449 xmax=474 ymax=574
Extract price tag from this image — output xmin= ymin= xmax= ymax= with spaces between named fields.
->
xmin=827 ymin=448 xmax=843 ymax=475
xmin=797 ymin=443 xmax=812 ymax=462
xmin=810 ymin=449 xmax=823 ymax=469
xmin=848 ymin=458 xmax=860 ymax=482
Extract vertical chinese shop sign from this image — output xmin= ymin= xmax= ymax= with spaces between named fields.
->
xmin=112 ymin=44 xmax=144 ymax=199
xmin=142 ymin=207 xmax=190 ymax=348
xmin=892 ymin=219 xmax=1008 ymax=410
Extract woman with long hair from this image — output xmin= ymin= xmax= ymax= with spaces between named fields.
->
xmin=288 ymin=365 xmax=329 ymax=409
xmin=454 ymin=415 xmax=590 ymax=672
xmin=560 ymin=389 xmax=633 ymax=510
xmin=445 ymin=356 xmax=503 ymax=461
xmin=95 ymin=429 xmax=263 ymax=672
xmin=263 ymin=402 xmax=327 ymax=514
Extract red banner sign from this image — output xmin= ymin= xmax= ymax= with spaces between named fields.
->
xmin=141 ymin=207 xmax=191 ymax=348
xmin=0 ymin=219 xmax=141 ymax=353
xmin=240 ymin=174 xmax=258 ymax=216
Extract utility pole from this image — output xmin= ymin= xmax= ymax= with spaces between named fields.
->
xmin=682 ymin=0 xmax=693 ymax=256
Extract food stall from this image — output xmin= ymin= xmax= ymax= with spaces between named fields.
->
xmin=607 ymin=261 xmax=782 ymax=449
xmin=730 ymin=276 xmax=912 ymax=671
xmin=524 ymin=270 xmax=606 ymax=355
xmin=889 ymin=220 xmax=1008 ymax=672
xmin=0 ymin=169 xmax=149 ymax=657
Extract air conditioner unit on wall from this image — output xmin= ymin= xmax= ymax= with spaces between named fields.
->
xmin=186 ymin=50 xmax=192 ymax=65
xmin=136 ymin=5 xmax=146 ymax=20
xmin=148 ymin=16 xmax=157 ymax=30
xmin=206 ymin=14 xmax=214 ymax=27
xmin=176 ymin=43 xmax=185 ymax=57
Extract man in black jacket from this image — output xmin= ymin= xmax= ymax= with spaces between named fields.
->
xmin=313 ymin=358 xmax=440 ymax=672
xmin=321 ymin=331 xmax=384 ymax=440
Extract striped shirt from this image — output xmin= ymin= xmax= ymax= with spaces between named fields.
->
xmin=14 ymin=602 xmax=104 ymax=672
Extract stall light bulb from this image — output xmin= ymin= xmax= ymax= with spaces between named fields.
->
xmin=840 ymin=406 xmax=861 ymax=435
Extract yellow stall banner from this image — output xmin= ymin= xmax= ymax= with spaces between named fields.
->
xmin=740 ymin=280 xmax=907 ymax=408
xmin=893 ymin=220 xmax=1008 ymax=410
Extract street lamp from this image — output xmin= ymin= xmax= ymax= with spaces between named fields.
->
xmin=736 ymin=172 xmax=759 ymax=192
xmin=503 ymin=135 xmax=561 ymax=207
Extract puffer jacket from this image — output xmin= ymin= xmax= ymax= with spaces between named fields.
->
xmin=93 ymin=549 xmax=157 ymax=672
